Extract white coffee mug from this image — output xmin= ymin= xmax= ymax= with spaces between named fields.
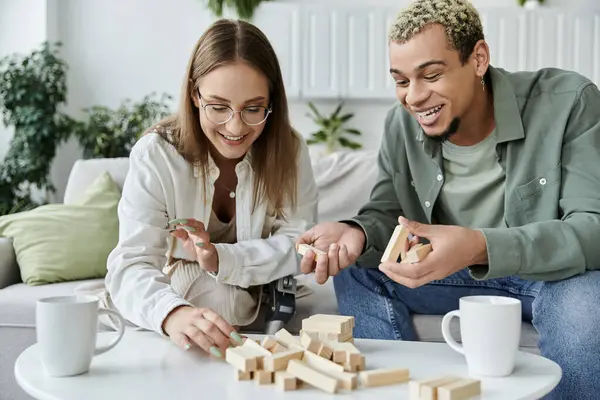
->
xmin=441 ymin=295 xmax=522 ymax=377
xmin=36 ymin=295 xmax=125 ymax=377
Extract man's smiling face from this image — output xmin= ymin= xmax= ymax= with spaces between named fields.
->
xmin=389 ymin=24 xmax=480 ymax=141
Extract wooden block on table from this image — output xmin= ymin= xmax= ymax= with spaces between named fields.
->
xmin=409 ymin=376 xmax=462 ymax=400
xmin=271 ymin=343 xmax=287 ymax=353
xmin=381 ymin=224 xmax=410 ymax=262
xmin=317 ymin=342 xmax=333 ymax=360
xmin=357 ymin=355 xmax=366 ymax=371
xmin=297 ymin=243 xmax=327 ymax=260
xmin=261 ymin=336 xmax=278 ymax=351
xmin=402 ymin=243 xmax=433 ymax=264
xmin=262 ymin=349 xmax=304 ymax=372
xmin=286 ymin=359 xmax=339 ymax=394
xmin=275 ymin=371 xmax=298 ymax=391
xmin=307 ymin=314 xmax=355 ymax=329
xmin=300 ymin=331 xmax=322 ymax=354
xmin=225 ymin=347 xmax=258 ymax=372
xmin=359 ymin=367 xmax=410 ymax=388
xmin=437 ymin=379 xmax=481 ymax=400
xmin=235 ymin=369 xmax=252 ymax=381
xmin=254 ymin=370 xmax=274 ymax=385
xmin=274 ymin=328 xmax=304 ymax=350
xmin=302 ymin=319 xmax=347 ymax=335
xmin=302 ymin=350 xmax=345 ymax=374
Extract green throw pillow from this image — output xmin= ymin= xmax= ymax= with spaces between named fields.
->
xmin=0 ymin=172 xmax=121 ymax=286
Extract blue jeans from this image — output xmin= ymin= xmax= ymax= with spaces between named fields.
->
xmin=333 ymin=266 xmax=600 ymax=400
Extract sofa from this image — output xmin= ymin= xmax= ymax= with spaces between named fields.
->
xmin=0 ymin=150 xmax=540 ymax=400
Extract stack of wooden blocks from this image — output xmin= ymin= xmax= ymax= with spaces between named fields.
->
xmin=224 ymin=314 xmax=481 ymax=399
xmin=381 ymin=224 xmax=432 ymax=263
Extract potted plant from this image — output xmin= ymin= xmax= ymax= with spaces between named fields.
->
xmin=518 ymin=0 xmax=544 ymax=8
xmin=0 ymin=42 xmax=77 ymax=215
xmin=305 ymin=102 xmax=363 ymax=155
xmin=72 ymin=93 xmax=172 ymax=159
xmin=205 ymin=0 xmax=270 ymax=20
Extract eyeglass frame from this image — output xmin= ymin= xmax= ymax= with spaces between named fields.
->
xmin=197 ymin=89 xmax=272 ymax=126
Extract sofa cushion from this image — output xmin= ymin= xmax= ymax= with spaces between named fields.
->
xmin=64 ymin=157 xmax=130 ymax=204
xmin=0 ymin=237 xmax=19 ymax=288
xmin=0 ymin=172 xmax=121 ymax=285
xmin=0 ymin=278 xmax=105 ymax=327
xmin=311 ymin=150 xmax=379 ymax=222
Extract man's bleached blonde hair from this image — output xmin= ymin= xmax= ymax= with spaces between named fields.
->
xmin=388 ymin=0 xmax=485 ymax=64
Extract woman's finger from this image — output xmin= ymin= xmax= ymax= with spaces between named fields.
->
xmin=200 ymin=308 xmax=242 ymax=345
xmin=184 ymin=324 xmax=221 ymax=357
xmin=170 ymin=331 xmax=193 ymax=351
xmin=194 ymin=318 xmax=231 ymax=354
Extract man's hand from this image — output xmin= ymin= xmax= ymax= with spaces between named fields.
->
xmin=169 ymin=218 xmax=219 ymax=273
xmin=296 ymin=222 xmax=366 ymax=284
xmin=379 ymin=217 xmax=488 ymax=288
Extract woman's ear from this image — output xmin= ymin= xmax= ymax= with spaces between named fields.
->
xmin=190 ymin=82 xmax=200 ymax=108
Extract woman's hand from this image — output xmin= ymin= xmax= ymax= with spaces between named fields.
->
xmin=162 ymin=305 xmax=243 ymax=357
xmin=169 ymin=218 xmax=219 ymax=273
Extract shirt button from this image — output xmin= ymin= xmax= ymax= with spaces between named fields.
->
xmin=437 ymin=174 xmax=443 ymax=181
xmin=539 ymin=178 xmax=547 ymax=185
xmin=425 ymin=201 xmax=431 ymax=208
xmin=411 ymin=181 xmax=415 ymax=187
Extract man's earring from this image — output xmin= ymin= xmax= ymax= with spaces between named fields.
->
xmin=481 ymin=77 xmax=485 ymax=91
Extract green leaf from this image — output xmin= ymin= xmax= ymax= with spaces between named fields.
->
xmin=345 ymin=128 xmax=361 ymax=135
xmin=339 ymin=137 xmax=363 ymax=149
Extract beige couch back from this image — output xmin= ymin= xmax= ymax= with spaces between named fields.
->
xmin=63 ymin=150 xmax=380 ymax=222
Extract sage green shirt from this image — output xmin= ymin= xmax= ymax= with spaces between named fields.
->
xmin=350 ymin=65 xmax=600 ymax=281
xmin=435 ymin=130 xmax=506 ymax=229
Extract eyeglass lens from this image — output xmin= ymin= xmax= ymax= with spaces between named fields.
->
xmin=205 ymin=104 xmax=269 ymax=126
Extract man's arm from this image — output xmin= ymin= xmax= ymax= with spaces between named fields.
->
xmin=344 ymin=107 xmax=405 ymax=263
xmin=474 ymin=83 xmax=600 ymax=281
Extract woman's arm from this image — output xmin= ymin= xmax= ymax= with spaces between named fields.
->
xmin=105 ymin=136 xmax=191 ymax=334
xmin=213 ymin=139 xmax=319 ymax=288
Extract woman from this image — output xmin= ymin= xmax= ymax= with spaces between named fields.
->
xmin=104 ymin=19 xmax=318 ymax=358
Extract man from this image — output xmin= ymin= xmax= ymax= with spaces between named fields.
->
xmin=296 ymin=0 xmax=600 ymax=398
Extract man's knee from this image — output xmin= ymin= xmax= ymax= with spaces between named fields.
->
xmin=333 ymin=265 xmax=385 ymax=296
xmin=534 ymin=270 xmax=600 ymax=347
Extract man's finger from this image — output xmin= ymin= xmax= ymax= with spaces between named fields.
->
xmin=296 ymin=228 xmax=315 ymax=246
xmin=381 ymin=259 xmax=433 ymax=280
xmin=327 ymin=243 xmax=340 ymax=277
xmin=338 ymin=244 xmax=352 ymax=270
xmin=398 ymin=216 xmax=435 ymax=239
xmin=379 ymin=265 xmax=435 ymax=289
xmin=300 ymin=250 xmax=316 ymax=275
xmin=314 ymin=253 xmax=329 ymax=284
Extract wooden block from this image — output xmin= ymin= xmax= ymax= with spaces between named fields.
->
xmin=261 ymin=336 xmax=278 ymax=351
xmin=297 ymin=243 xmax=327 ymax=260
xmin=357 ymin=355 xmax=366 ymax=371
xmin=402 ymin=243 xmax=433 ymax=264
xmin=286 ymin=359 xmax=338 ymax=394
xmin=274 ymin=328 xmax=304 ymax=350
xmin=381 ymin=224 xmax=410 ymax=262
xmin=225 ymin=347 xmax=258 ymax=372
xmin=316 ymin=330 xmax=353 ymax=342
xmin=359 ymin=367 xmax=410 ymax=388
xmin=254 ymin=370 xmax=274 ymax=385
xmin=317 ymin=343 xmax=333 ymax=360
xmin=302 ymin=352 xmax=357 ymax=390
xmin=300 ymin=331 xmax=322 ymax=354
xmin=275 ymin=371 xmax=297 ymax=391
xmin=235 ymin=369 xmax=252 ymax=381
xmin=437 ymin=379 xmax=481 ymax=400
xmin=302 ymin=318 xmax=346 ymax=335
xmin=271 ymin=343 xmax=287 ymax=353
xmin=262 ymin=349 xmax=304 ymax=372
xmin=307 ymin=314 xmax=355 ymax=329
xmin=302 ymin=350 xmax=345 ymax=374
xmin=343 ymin=362 xmax=358 ymax=372
xmin=409 ymin=376 xmax=462 ymax=400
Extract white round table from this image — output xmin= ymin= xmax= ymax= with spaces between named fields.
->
xmin=15 ymin=331 xmax=561 ymax=400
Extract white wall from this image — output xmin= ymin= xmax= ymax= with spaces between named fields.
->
xmin=2 ymin=0 xmax=598 ymax=202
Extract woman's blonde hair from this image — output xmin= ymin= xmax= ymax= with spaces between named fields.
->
xmin=150 ymin=19 xmax=299 ymax=217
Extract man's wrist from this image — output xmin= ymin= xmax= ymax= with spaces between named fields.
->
xmin=471 ymin=229 xmax=489 ymax=265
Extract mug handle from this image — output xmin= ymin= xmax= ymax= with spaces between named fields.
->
xmin=441 ymin=310 xmax=464 ymax=354
xmin=94 ymin=308 xmax=126 ymax=356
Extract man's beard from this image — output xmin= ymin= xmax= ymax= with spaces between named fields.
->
xmin=426 ymin=117 xmax=460 ymax=143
